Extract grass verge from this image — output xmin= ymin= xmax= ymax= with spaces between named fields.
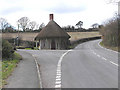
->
xmin=99 ymin=41 xmax=119 ymax=52
xmin=1 ymin=52 xmax=22 ymax=87
xmin=0 ymin=61 xmax=2 ymax=89
xmin=25 ymin=47 xmax=39 ymax=50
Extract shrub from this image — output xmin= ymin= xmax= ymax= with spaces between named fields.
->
xmin=2 ymin=39 xmax=14 ymax=59
xmin=100 ymin=15 xmax=120 ymax=47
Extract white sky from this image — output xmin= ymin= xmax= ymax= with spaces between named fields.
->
xmin=0 ymin=0 xmax=118 ymax=29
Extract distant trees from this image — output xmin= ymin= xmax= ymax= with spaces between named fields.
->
xmin=76 ymin=21 xmax=83 ymax=29
xmin=0 ymin=18 xmax=15 ymax=32
xmin=17 ymin=17 xmax=42 ymax=32
xmin=17 ymin=17 xmax=30 ymax=32
xmin=62 ymin=25 xmax=75 ymax=32
xmin=0 ymin=18 xmax=9 ymax=30
xmin=39 ymin=23 xmax=45 ymax=30
xmin=28 ymin=21 xmax=37 ymax=31
xmin=91 ymin=23 xmax=99 ymax=28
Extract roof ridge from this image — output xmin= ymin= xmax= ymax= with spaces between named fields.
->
xmin=35 ymin=20 xmax=70 ymax=40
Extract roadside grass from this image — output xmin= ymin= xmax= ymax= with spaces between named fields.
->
xmin=99 ymin=41 xmax=119 ymax=52
xmin=0 ymin=61 xmax=2 ymax=89
xmin=68 ymin=44 xmax=78 ymax=49
xmin=2 ymin=52 xmax=22 ymax=87
xmin=25 ymin=47 xmax=39 ymax=50
xmin=16 ymin=46 xmax=39 ymax=50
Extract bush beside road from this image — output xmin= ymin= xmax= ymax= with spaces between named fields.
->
xmin=1 ymin=39 xmax=22 ymax=87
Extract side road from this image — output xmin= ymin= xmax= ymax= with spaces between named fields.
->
xmin=5 ymin=50 xmax=39 ymax=88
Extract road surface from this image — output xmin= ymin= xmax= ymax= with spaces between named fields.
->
xmin=5 ymin=51 xmax=39 ymax=88
xmin=62 ymin=40 xmax=118 ymax=88
xmin=5 ymin=39 xmax=118 ymax=88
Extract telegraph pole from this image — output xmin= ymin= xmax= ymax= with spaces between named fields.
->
xmin=17 ymin=24 xmax=19 ymax=46
xmin=118 ymin=1 xmax=120 ymax=15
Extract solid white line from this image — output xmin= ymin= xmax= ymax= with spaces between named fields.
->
xmin=98 ymin=41 xmax=119 ymax=54
xmin=32 ymin=55 xmax=42 ymax=88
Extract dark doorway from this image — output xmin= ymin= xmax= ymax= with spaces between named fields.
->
xmin=51 ymin=40 xmax=56 ymax=50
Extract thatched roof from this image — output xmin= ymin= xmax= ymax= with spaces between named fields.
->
xmin=35 ymin=20 xmax=70 ymax=40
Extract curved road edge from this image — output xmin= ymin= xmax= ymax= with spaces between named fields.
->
xmin=32 ymin=54 xmax=43 ymax=88
xmin=98 ymin=40 xmax=119 ymax=54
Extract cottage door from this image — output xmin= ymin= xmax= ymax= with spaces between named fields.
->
xmin=51 ymin=40 xmax=56 ymax=50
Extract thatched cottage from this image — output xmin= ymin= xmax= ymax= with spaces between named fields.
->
xmin=35 ymin=14 xmax=70 ymax=50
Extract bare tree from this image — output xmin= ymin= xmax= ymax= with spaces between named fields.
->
xmin=91 ymin=23 xmax=99 ymax=28
xmin=17 ymin=17 xmax=30 ymax=31
xmin=39 ymin=23 xmax=45 ymax=30
xmin=28 ymin=21 xmax=37 ymax=31
xmin=0 ymin=18 xmax=9 ymax=30
xmin=76 ymin=21 xmax=83 ymax=29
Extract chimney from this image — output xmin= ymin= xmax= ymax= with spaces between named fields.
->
xmin=49 ymin=14 xmax=54 ymax=21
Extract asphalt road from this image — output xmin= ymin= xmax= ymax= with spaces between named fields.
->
xmin=27 ymin=50 xmax=67 ymax=88
xmin=5 ymin=39 xmax=118 ymax=88
xmin=5 ymin=51 xmax=39 ymax=88
xmin=62 ymin=39 xmax=118 ymax=88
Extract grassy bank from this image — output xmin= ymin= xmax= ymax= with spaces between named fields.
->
xmin=99 ymin=41 xmax=119 ymax=52
xmin=25 ymin=47 xmax=38 ymax=50
xmin=0 ymin=61 xmax=2 ymax=89
xmin=1 ymin=52 xmax=22 ymax=87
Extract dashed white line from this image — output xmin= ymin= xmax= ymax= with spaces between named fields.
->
xmin=102 ymin=57 xmax=107 ymax=61
xmin=110 ymin=61 xmax=119 ymax=66
xmin=55 ymin=81 xmax=61 ymax=84
xmin=97 ymin=54 xmax=100 ymax=57
xmin=89 ymin=42 xmax=118 ymax=67
xmin=55 ymin=49 xmax=72 ymax=88
xmin=56 ymin=78 xmax=61 ymax=81
xmin=55 ymin=84 xmax=61 ymax=88
xmin=56 ymin=75 xmax=61 ymax=78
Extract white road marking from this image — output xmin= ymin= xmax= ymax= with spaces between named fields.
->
xmin=110 ymin=61 xmax=119 ymax=66
xmin=55 ymin=49 xmax=72 ymax=88
xmin=102 ymin=57 xmax=107 ymax=61
xmin=89 ymin=41 xmax=118 ymax=67
xmin=97 ymin=55 xmax=100 ymax=57
xmin=55 ymin=84 xmax=61 ymax=88
xmin=56 ymin=78 xmax=61 ymax=81
xmin=56 ymin=73 xmax=61 ymax=76
xmin=98 ymin=41 xmax=119 ymax=54
xmin=56 ymin=75 xmax=61 ymax=78
xmin=55 ymin=81 xmax=61 ymax=84
xmin=32 ymin=55 xmax=42 ymax=88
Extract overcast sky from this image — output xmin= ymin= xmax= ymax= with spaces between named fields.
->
xmin=0 ymin=0 xmax=118 ymax=29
